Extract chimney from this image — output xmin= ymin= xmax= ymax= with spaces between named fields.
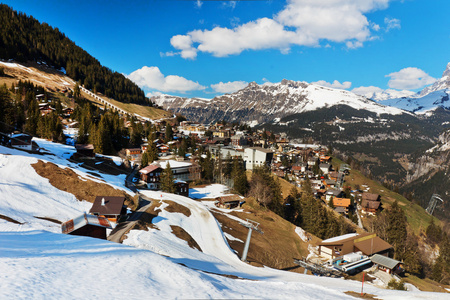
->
xmin=101 ymin=198 xmax=105 ymax=206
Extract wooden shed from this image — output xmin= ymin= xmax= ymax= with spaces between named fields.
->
xmin=215 ymin=195 xmax=243 ymax=209
xmin=61 ymin=213 xmax=113 ymax=240
xmin=370 ymin=254 xmax=403 ymax=275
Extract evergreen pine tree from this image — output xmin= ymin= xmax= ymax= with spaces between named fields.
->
xmin=165 ymin=123 xmax=173 ymax=142
xmin=141 ymin=151 xmax=149 ymax=167
xmin=148 ymin=142 xmax=159 ymax=163
xmin=160 ymin=163 xmax=176 ymax=193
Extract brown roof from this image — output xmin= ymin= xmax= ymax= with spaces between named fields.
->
xmin=75 ymin=144 xmax=94 ymax=150
xmin=89 ymin=196 xmax=125 ymax=216
xmin=139 ymin=165 xmax=162 ymax=175
xmin=362 ymin=193 xmax=380 ymax=201
xmin=361 ymin=199 xmax=381 ymax=210
xmin=216 ymin=195 xmax=242 ymax=203
xmin=354 ymin=236 xmax=393 ymax=255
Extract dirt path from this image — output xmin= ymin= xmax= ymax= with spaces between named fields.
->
xmin=107 ymin=195 xmax=153 ymax=243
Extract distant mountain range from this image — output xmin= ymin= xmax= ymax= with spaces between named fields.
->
xmin=153 ymin=79 xmax=407 ymax=126
xmin=153 ymin=62 xmax=450 ymax=124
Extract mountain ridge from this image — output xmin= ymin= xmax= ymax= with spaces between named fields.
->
xmin=153 ymin=79 xmax=408 ymax=125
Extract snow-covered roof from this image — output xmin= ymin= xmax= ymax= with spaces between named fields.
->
xmin=158 ymin=160 xmax=192 ymax=169
xmin=321 ymin=233 xmax=359 ymax=243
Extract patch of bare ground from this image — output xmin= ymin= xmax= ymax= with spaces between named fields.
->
xmin=163 ymin=200 xmax=191 ymax=217
xmin=346 ymin=272 xmax=376 ymax=283
xmin=210 ymin=197 xmax=318 ymax=272
xmin=0 ymin=214 xmax=23 ymax=224
xmin=344 ymin=291 xmax=380 ymax=299
xmin=170 ymin=225 xmax=202 ymax=251
xmin=31 ymin=160 xmax=139 ymax=210
xmin=34 ymin=216 xmax=62 ymax=224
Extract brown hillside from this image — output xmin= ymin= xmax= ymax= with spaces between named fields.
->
xmin=32 ymin=160 xmax=138 ymax=209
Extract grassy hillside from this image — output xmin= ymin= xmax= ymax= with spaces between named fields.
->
xmin=0 ymin=62 xmax=171 ymax=120
xmin=331 ymin=157 xmax=441 ymax=235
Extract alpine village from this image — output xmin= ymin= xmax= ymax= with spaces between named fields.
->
xmin=0 ymin=3 xmax=449 ymax=299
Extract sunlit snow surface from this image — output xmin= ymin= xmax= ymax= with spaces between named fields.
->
xmin=0 ymin=143 xmax=447 ymax=299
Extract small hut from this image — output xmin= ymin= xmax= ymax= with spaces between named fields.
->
xmin=61 ymin=213 xmax=113 ymax=240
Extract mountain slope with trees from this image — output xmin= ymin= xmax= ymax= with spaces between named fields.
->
xmin=0 ymin=4 xmax=150 ymax=105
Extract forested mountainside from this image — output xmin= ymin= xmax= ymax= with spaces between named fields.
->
xmin=0 ymin=4 xmax=150 ymax=105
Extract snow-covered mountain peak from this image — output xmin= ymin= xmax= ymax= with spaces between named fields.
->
xmin=420 ymin=62 xmax=450 ymax=97
xmin=442 ymin=62 xmax=450 ymax=78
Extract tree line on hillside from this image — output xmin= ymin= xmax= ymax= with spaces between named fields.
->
xmin=0 ymin=4 xmax=150 ymax=105
xmin=0 ymin=81 xmax=63 ymax=141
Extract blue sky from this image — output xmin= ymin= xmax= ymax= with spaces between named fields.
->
xmin=2 ymin=0 xmax=449 ymax=98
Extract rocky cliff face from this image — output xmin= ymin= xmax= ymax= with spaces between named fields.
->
xmin=401 ymin=129 xmax=450 ymax=220
xmin=406 ymin=129 xmax=450 ymax=183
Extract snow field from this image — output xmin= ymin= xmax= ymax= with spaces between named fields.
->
xmin=0 ymin=144 xmax=447 ymax=299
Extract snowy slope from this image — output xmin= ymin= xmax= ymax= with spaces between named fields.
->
xmin=0 ymin=143 xmax=448 ymax=299
xmin=375 ymin=63 xmax=450 ymax=113
xmin=377 ymin=89 xmax=450 ymax=113
xmin=0 ymin=139 xmax=132 ymax=232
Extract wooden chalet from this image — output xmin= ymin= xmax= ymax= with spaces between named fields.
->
xmin=10 ymin=133 xmax=33 ymax=151
xmin=215 ymin=195 xmax=243 ymax=209
xmin=175 ymin=180 xmax=189 ymax=197
xmin=61 ymin=213 xmax=113 ymax=240
xmin=89 ymin=196 xmax=127 ymax=223
xmin=62 ymin=107 xmax=74 ymax=117
xmin=361 ymin=193 xmax=381 ymax=214
xmin=74 ymin=144 xmax=95 ymax=159
xmin=39 ymin=103 xmax=55 ymax=116
xmin=318 ymin=233 xmax=393 ymax=260
xmin=333 ymin=198 xmax=351 ymax=213
xmin=139 ymin=165 xmax=163 ymax=189
xmin=126 ymin=148 xmax=142 ymax=162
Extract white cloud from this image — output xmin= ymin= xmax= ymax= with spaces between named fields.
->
xmin=371 ymin=23 xmax=381 ymax=31
xmin=384 ymin=17 xmax=400 ymax=31
xmin=171 ymin=0 xmax=394 ymax=58
xmin=160 ymin=51 xmax=177 ymax=57
xmin=211 ymin=81 xmax=248 ymax=93
xmin=222 ymin=1 xmax=237 ymax=10
xmin=128 ymin=66 xmax=206 ymax=93
xmin=312 ymin=80 xmax=352 ymax=89
xmin=386 ymin=67 xmax=436 ymax=90
xmin=195 ymin=0 xmax=203 ymax=9
xmin=170 ymin=35 xmax=198 ymax=59
xmin=146 ymin=91 xmax=162 ymax=97
xmin=352 ymin=85 xmax=384 ymax=97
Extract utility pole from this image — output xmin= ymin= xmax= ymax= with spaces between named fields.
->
xmin=240 ymin=219 xmax=264 ymax=262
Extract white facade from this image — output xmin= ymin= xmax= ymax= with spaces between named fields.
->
xmin=243 ymin=147 xmax=273 ymax=170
